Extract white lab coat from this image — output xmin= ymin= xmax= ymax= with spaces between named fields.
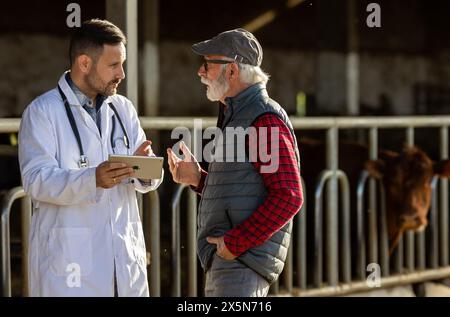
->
xmin=18 ymin=72 xmax=163 ymax=297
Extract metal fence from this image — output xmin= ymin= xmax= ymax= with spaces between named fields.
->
xmin=2 ymin=116 xmax=450 ymax=297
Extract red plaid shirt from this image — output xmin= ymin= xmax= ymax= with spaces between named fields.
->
xmin=193 ymin=113 xmax=303 ymax=256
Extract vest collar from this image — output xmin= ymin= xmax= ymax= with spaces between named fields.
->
xmin=223 ymin=82 xmax=267 ymax=125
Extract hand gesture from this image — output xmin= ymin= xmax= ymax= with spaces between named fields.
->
xmin=167 ymin=141 xmax=202 ymax=187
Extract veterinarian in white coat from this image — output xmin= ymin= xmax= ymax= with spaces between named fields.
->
xmin=18 ymin=19 xmax=163 ymax=296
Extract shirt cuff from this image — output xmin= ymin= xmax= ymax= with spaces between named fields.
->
xmin=138 ymin=179 xmax=152 ymax=187
xmin=223 ymin=231 xmax=246 ymax=257
xmin=190 ymin=169 xmax=207 ymax=194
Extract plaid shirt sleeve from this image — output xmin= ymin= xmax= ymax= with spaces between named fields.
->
xmin=223 ymin=113 xmax=303 ymax=256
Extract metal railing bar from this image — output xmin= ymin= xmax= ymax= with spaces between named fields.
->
xmin=5 ymin=116 xmax=450 ymax=132
xmin=171 ymin=184 xmax=188 ymax=297
xmin=296 ymin=177 xmax=307 ymax=290
xmin=291 ymin=266 xmax=450 ymax=297
xmin=1 ymin=187 xmax=28 ymax=297
xmin=440 ymin=126 xmax=449 ymax=266
xmin=356 ymin=170 xmax=369 ymax=280
xmin=148 ymin=190 xmax=161 ymax=297
xmin=430 ymin=176 xmax=439 ymax=269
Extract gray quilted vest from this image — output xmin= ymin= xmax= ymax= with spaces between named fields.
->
xmin=197 ymin=82 xmax=300 ymax=284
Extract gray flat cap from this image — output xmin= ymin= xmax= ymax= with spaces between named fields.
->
xmin=192 ymin=28 xmax=263 ymax=67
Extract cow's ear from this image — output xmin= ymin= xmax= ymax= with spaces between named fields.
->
xmin=365 ymin=160 xmax=384 ymax=179
xmin=433 ymin=160 xmax=450 ymax=178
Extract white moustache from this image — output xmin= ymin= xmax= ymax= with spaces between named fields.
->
xmin=201 ymin=77 xmax=212 ymax=86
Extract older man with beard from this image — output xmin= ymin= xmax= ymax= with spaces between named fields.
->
xmin=167 ymin=29 xmax=303 ymax=297
xmin=19 ymin=19 xmax=163 ymax=296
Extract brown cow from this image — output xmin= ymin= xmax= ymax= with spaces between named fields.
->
xmin=365 ymin=146 xmax=450 ymax=254
xmin=299 ymin=138 xmax=450 ymax=258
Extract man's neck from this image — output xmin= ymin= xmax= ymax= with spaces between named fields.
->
xmin=220 ymin=82 xmax=252 ymax=105
xmin=69 ymin=71 xmax=97 ymax=100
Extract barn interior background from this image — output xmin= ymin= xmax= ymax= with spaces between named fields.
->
xmin=1 ymin=0 xmax=450 ymax=297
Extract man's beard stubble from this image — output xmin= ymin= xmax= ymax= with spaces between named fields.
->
xmin=86 ymin=71 xmax=121 ymax=97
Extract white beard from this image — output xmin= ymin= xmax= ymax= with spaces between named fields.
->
xmin=201 ymin=70 xmax=229 ymax=101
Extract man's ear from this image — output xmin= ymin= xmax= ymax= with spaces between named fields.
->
xmin=76 ymin=54 xmax=93 ymax=74
xmin=365 ymin=159 xmax=385 ymax=179
xmin=433 ymin=159 xmax=450 ymax=178
xmin=229 ymin=63 xmax=238 ymax=81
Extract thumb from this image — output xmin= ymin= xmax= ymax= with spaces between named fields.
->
xmin=206 ymin=236 xmax=218 ymax=245
xmin=137 ymin=140 xmax=152 ymax=151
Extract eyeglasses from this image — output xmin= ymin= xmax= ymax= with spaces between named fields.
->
xmin=202 ymin=59 xmax=234 ymax=72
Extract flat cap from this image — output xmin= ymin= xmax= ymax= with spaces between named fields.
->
xmin=192 ymin=28 xmax=263 ymax=67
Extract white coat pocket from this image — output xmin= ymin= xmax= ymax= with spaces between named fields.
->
xmin=48 ymin=227 xmax=93 ymax=277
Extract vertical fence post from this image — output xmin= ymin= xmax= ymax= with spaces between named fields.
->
xmin=1 ymin=187 xmax=27 ymax=297
xmin=440 ymin=126 xmax=449 ymax=266
xmin=20 ymin=197 xmax=31 ymax=296
xmin=379 ymin=181 xmax=390 ymax=276
xmin=187 ymin=190 xmax=197 ymax=296
xmin=405 ymin=127 xmax=416 ymax=273
xmin=297 ymin=177 xmax=307 ymax=290
xmin=1 ymin=197 xmax=12 ymax=297
xmin=187 ymin=126 xmax=199 ymax=297
xmin=314 ymin=172 xmax=328 ymax=287
xmin=338 ymin=172 xmax=351 ymax=283
xmin=356 ymin=171 xmax=368 ymax=280
xmin=171 ymin=184 xmax=187 ymax=296
xmin=148 ymin=190 xmax=160 ymax=297
xmin=326 ymin=127 xmax=339 ymax=286
xmin=430 ymin=177 xmax=439 ymax=269
xmin=368 ymin=128 xmax=378 ymax=266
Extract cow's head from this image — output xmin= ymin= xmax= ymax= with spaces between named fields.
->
xmin=365 ymin=146 xmax=450 ymax=254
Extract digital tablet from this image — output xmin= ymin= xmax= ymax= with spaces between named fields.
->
xmin=108 ymin=155 xmax=164 ymax=179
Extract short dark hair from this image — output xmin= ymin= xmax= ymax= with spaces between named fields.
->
xmin=69 ymin=19 xmax=126 ymax=67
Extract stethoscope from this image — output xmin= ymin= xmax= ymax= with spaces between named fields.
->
xmin=57 ymin=85 xmax=130 ymax=168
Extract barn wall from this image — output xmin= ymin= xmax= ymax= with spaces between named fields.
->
xmin=2 ymin=35 xmax=450 ymax=118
